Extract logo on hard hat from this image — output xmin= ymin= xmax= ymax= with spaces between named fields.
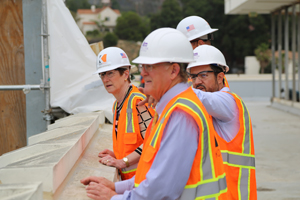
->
xmin=120 ymin=53 xmax=127 ymax=58
xmin=193 ymin=52 xmax=199 ymax=59
xmin=141 ymin=42 xmax=148 ymax=52
xmin=186 ymin=24 xmax=195 ymax=32
xmin=100 ymin=54 xmax=107 ymax=63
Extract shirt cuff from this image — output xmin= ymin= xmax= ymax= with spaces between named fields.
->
xmin=115 ymin=177 xmax=135 ymax=194
xmin=111 ymin=194 xmax=123 ymax=200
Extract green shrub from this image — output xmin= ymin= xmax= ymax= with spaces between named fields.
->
xmin=103 ymin=32 xmax=118 ymax=47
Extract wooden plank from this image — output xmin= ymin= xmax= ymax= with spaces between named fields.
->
xmin=0 ymin=0 xmax=26 ymax=155
xmin=90 ymin=41 xmax=104 ymax=55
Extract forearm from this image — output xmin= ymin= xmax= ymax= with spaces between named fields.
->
xmin=124 ymin=151 xmax=140 ymax=167
xmin=193 ymin=88 xmax=236 ymax=121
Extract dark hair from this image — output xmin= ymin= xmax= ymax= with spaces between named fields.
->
xmin=116 ymin=66 xmax=131 ymax=83
xmin=210 ymin=64 xmax=226 ymax=84
xmin=177 ymin=63 xmax=189 ymax=83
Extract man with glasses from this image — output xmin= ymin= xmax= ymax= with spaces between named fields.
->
xmin=188 ymin=45 xmax=257 ymax=200
xmin=81 ymin=28 xmax=228 ymax=200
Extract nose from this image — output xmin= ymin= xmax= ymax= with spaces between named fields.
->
xmin=194 ymin=76 xmax=203 ymax=85
xmin=140 ymin=66 xmax=148 ymax=77
xmin=101 ymin=74 xmax=109 ymax=82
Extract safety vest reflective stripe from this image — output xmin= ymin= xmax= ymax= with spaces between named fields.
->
xmin=126 ymin=93 xmax=146 ymax=133
xmin=221 ymin=151 xmax=255 ymax=168
xmin=226 ymin=92 xmax=252 ymax=155
xmin=179 ymin=174 xmax=227 ymax=200
xmin=239 ymin=168 xmax=250 ymax=200
xmin=121 ymin=163 xmax=138 ymax=174
xmin=149 ymin=98 xmax=214 ymax=181
xmin=241 ymin=100 xmax=251 ymax=154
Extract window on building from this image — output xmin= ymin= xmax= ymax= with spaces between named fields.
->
xmin=105 ymin=17 xmax=110 ymax=21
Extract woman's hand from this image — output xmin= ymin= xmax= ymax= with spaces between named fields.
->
xmin=98 ymin=149 xmax=115 ymax=158
xmin=99 ymin=155 xmax=126 ymax=169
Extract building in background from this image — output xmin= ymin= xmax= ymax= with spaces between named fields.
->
xmin=77 ymin=5 xmax=121 ymax=34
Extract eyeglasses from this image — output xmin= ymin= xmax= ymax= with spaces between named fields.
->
xmin=99 ymin=70 xmax=116 ymax=79
xmin=138 ymin=64 xmax=155 ymax=72
xmin=139 ymin=63 xmax=171 ymax=73
xmin=188 ymin=70 xmax=214 ymax=81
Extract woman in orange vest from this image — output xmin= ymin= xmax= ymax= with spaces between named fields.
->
xmin=95 ymin=47 xmax=154 ymax=180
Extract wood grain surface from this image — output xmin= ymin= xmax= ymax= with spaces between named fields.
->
xmin=0 ymin=0 xmax=26 ymax=155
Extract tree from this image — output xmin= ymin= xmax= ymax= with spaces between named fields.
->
xmin=150 ymin=0 xmax=182 ymax=30
xmin=66 ymin=0 xmax=91 ymax=13
xmin=254 ymin=43 xmax=271 ymax=73
xmin=103 ymin=32 xmax=118 ymax=47
xmin=111 ymin=0 xmax=120 ymax=10
xmin=114 ymin=12 xmax=149 ymax=41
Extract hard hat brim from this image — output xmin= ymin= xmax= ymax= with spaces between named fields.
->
xmin=188 ymin=28 xmax=218 ymax=41
xmin=187 ymin=61 xmax=229 ymax=73
xmin=132 ymin=56 xmax=195 ymax=65
xmin=93 ymin=64 xmax=131 ymax=74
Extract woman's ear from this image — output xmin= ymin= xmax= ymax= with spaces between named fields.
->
xmin=124 ymin=69 xmax=130 ymax=79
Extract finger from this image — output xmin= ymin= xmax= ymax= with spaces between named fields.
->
xmin=86 ymin=193 xmax=99 ymax=200
xmin=137 ymin=98 xmax=147 ymax=106
xmin=86 ymin=189 xmax=102 ymax=198
xmin=80 ymin=176 xmax=99 ymax=185
xmin=138 ymin=87 xmax=144 ymax=93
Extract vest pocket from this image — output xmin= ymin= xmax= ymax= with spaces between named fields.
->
xmin=143 ymin=146 xmax=156 ymax=163
xmin=124 ymin=132 xmax=137 ymax=144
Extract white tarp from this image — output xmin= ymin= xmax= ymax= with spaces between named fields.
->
xmin=47 ymin=0 xmax=115 ymax=122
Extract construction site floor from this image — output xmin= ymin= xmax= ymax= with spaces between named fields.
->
xmin=247 ymin=101 xmax=300 ymax=200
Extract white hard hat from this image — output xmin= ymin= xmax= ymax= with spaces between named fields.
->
xmin=176 ymin=16 xmax=218 ymax=41
xmin=132 ymin=28 xmax=194 ymax=64
xmin=187 ymin=45 xmax=229 ymax=73
xmin=94 ymin=47 xmax=130 ymax=74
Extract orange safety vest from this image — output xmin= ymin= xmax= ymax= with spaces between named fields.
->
xmin=224 ymin=75 xmax=230 ymax=89
xmin=216 ymin=91 xmax=257 ymax=200
xmin=134 ymin=87 xmax=228 ymax=199
xmin=112 ymin=85 xmax=154 ymax=180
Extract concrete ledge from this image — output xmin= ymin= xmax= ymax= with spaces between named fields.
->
xmin=271 ymin=98 xmax=300 ymax=117
xmin=0 ymin=110 xmax=115 ymax=199
xmin=55 ymin=124 xmax=118 ymax=200
xmin=0 ymin=182 xmax=43 ymax=200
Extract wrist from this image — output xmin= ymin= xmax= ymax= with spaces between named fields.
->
xmin=122 ymin=157 xmax=129 ymax=168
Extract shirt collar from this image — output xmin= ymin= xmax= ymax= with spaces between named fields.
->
xmin=156 ymin=82 xmax=189 ymax=115
xmin=220 ymin=86 xmax=229 ymax=92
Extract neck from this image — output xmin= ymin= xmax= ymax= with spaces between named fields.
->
xmin=114 ymin=83 xmax=130 ymax=103
xmin=155 ymin=77 xmax=182 ymax=102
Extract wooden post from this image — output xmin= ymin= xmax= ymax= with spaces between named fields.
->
xmin=0 ymin=0 xmax=26 ymax=155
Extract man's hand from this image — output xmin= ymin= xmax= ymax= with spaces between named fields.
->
xmin=85 ymin=182 xmax=117 ymax=200
xmin=80 ymin=176 xmax=115 ymax=191
xmin=137 ymin=87 xmax=157 ymax=108
xmin=98 ymin=149 xmax=115 ymax=158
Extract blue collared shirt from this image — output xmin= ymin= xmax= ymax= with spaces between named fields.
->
xmin=112 ymin=83 xmax=199 ymax=200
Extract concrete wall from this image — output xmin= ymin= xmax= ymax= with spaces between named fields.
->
xmin=226 ymin=74 xmax=297 ymax=101
xmin=0 ymin=111 xmax=118 ymax=200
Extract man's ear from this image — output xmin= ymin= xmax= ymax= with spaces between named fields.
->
xmin=170 ymin=63 xmax=180 ymax=80
xmin=217 ymin=72 xmax=225 ymax=85
xmin=198 ymin=40 xmax=205 ymax=46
